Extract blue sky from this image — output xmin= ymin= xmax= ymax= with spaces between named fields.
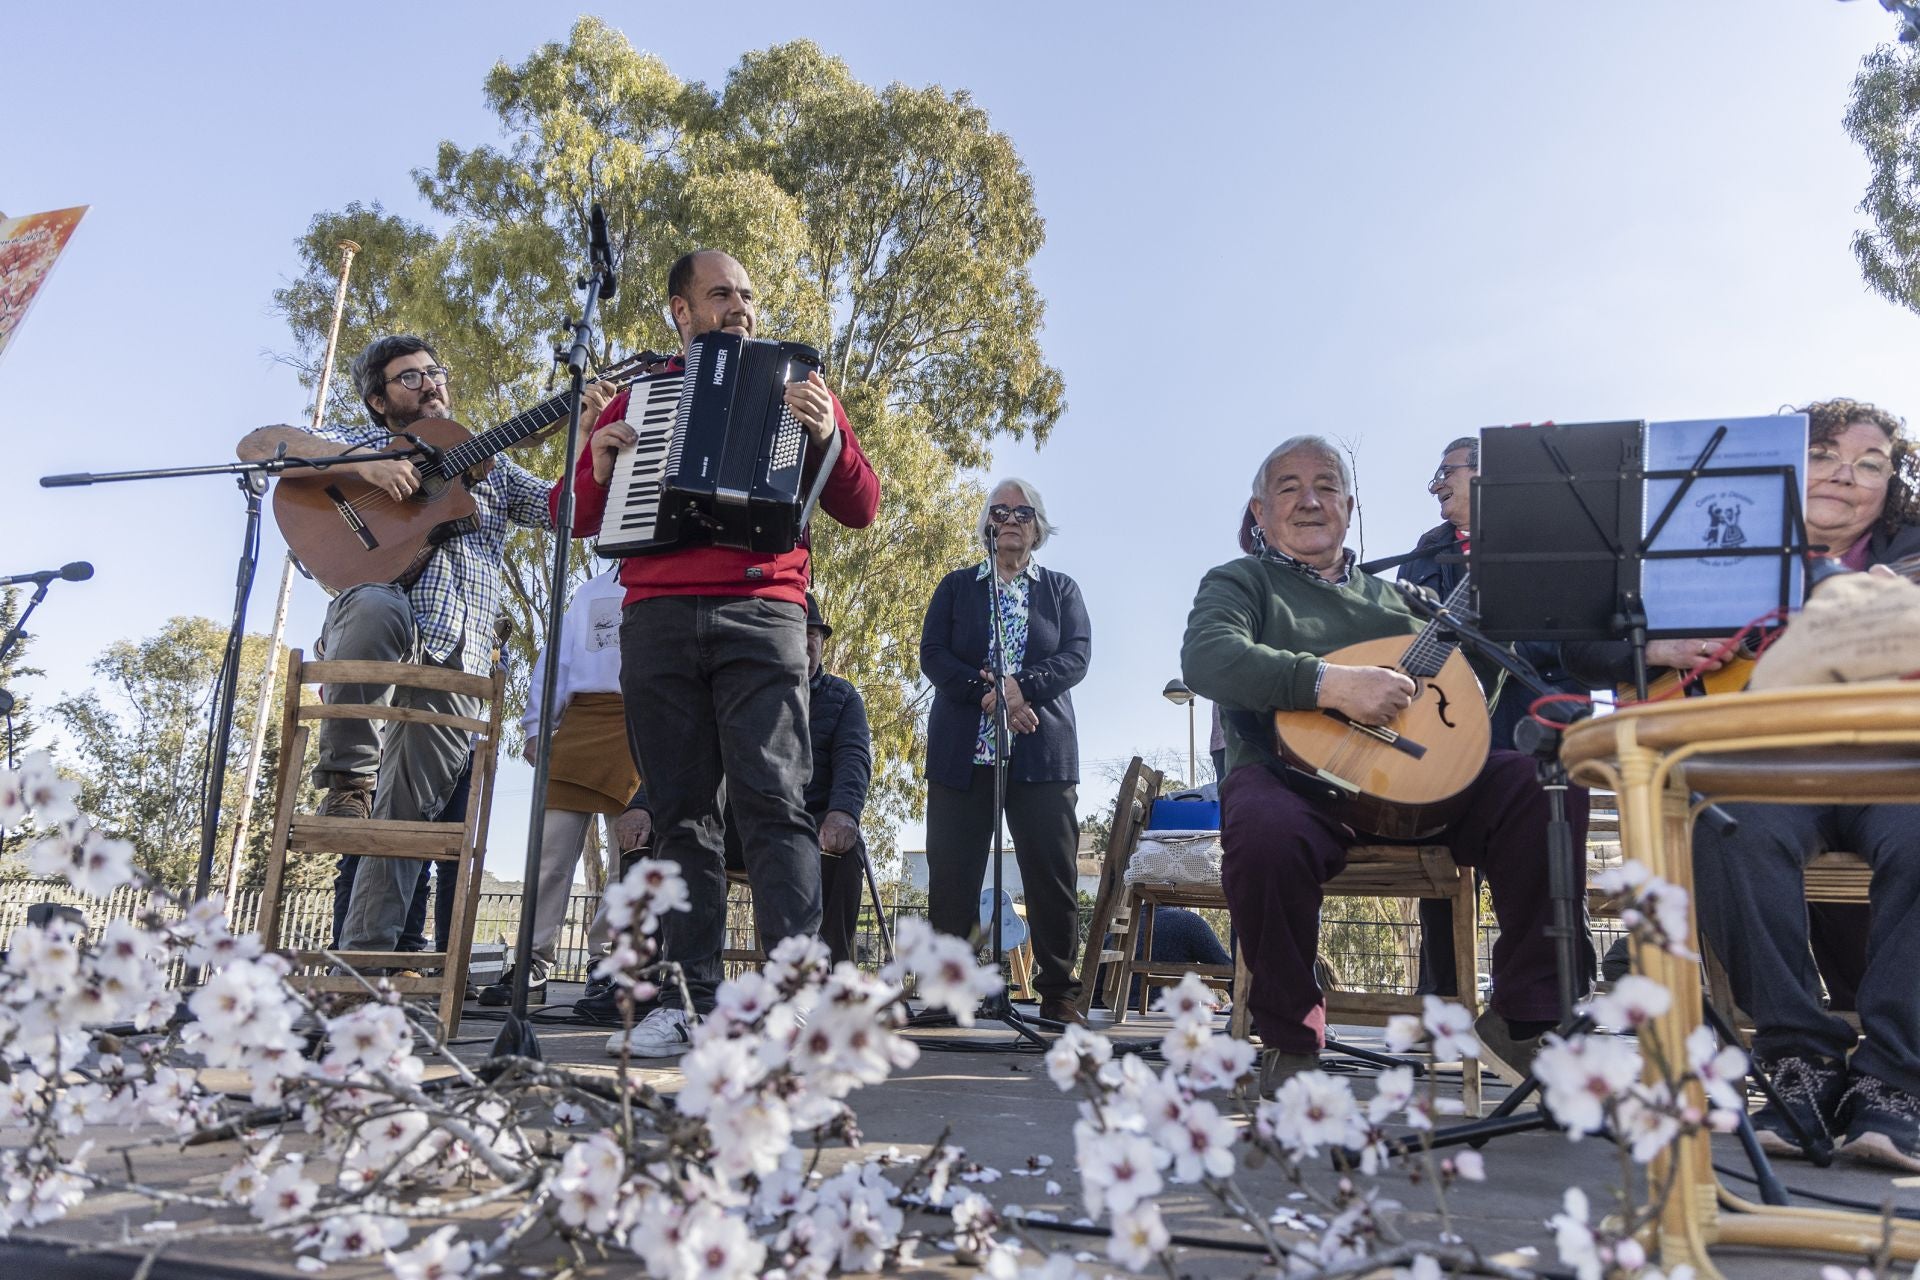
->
xmin=5 ymin=3 xmax=1918 ymax=877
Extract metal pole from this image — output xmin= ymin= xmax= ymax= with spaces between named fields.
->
xmin=1186 ymin=701 xmax=1195 ymax=784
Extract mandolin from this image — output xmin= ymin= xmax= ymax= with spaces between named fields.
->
xmin=274 ymin=352 xmax=663 ymax=593
xmin=1271 ymin=576 xmax=1490 ymax=839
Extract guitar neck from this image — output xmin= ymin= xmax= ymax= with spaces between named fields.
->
xmin=436 ymin=393 xmax=575 ymax=476
xmin=431 ymin=353 xmax=659 ymax=476
xmin=1398 ymin=576 xmax=1474 ymax=679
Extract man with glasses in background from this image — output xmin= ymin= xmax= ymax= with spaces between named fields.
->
xmin=237 ymin=335 xmax=611 ymax=964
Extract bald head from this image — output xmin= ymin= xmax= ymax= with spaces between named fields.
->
xmin=667 ymin=249 xmax=756 ymax=349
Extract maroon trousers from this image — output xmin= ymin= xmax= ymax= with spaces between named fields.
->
xmin=1220 ymin=750 xmax=1587 ymax=1054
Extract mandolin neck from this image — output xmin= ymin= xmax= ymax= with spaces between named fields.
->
xmin=1397 ymin=576 xmax=1474 ymax=679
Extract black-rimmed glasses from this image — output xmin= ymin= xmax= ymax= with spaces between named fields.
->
xmin=989 ymin=504 xmax=1037 ymax=525
xmin=385 ymin=366 xmax=451 ymax=391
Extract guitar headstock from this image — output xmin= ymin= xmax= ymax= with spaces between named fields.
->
xmin=593 ymin=349 xmax=677 ymax=388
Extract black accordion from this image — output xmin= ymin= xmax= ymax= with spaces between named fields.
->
xmin=595 ymin=331 xmax=843 ymax=557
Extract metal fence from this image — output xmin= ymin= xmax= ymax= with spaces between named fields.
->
xmin=0 ymin=877 xmax=1627 ymax=998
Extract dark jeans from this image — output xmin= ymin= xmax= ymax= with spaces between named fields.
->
xmin=1693 ymin=802 xmax=1920 ymax=1095
xmin=331 ymin=754 xmax=472 ymax=952
xmin=621 ymin=596 xmax=819 ymax=1014
xmin=926 ymin=767 xmax=1081 ymax=1003
xmin=1220 ymin=750 xmax=1587 ymax=1054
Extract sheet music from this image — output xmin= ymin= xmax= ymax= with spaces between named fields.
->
xmin=1641 ymin=414 xmax=1807 ymax=634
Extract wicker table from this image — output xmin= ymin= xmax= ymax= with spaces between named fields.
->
xmin=1561 ymin=684 xmax=1920 ymax=1276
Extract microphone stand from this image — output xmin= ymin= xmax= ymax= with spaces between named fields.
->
xmin=41 ymin=447 xmax=422 ymax=930
xmin=972 ymin=526 xmax=1053 ymax=1047
xmin=0 ymin=578 xmax=57 ymax=732
xmin=492 ymin=229 xmax=615 ymax=1061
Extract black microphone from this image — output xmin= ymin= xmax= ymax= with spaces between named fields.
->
xmin=0 ymin=561 xmax=93 ymax=587
xmin=589 ymin=203 xmax=617 ymax=299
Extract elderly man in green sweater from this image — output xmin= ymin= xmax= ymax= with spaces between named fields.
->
xmin=1181 ymin=435 xmax=1586 ymax=1093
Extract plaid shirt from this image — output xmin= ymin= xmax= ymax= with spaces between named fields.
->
xmin=315 ymin=420 xmax=553 ymax=675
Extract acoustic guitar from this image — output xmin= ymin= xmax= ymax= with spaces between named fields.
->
xmin=1271 ymin=576 xmax=1490 ymax=839
xmin=274 ymin=353 xmax=662 ymax=593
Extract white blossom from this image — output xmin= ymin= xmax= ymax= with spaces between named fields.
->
xmin=1548 ymin=1187 xmax=1600 ymax=1280
xmin=384 ymin=1225 xmax=474 ymax=1280
xmin=1073 ymin=1124 xmax=1168 ymax=1216
xmin=1584 ymin=974 xmax=1670 ymax=1032
xmin=1532 ymin=1032 xmax=1642 ymax=1139
xmin=886 ymin=916 xmax=1001 ymax=1024
xmin=1258 ymin=1070 xmax=1365 ymax=1158
xmin=1106 ymin=1200 xmax=1170 ymax=1271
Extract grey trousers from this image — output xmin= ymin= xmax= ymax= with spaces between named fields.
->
xmin=526 ymin=808 xmax=614 ymax=982
xmin=619 ymin=596 xmax=820 ymax=1014
xmin=1693 ymin=801 xmax=1920 ymax=1095
xmin=318 ymin=584 xmax=480 ymax=955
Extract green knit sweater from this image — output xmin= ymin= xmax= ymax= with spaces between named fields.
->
xmin=1180 ymin=554 xmax=1425 ymax=777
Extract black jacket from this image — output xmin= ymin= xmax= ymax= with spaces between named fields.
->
xmin=807 ymin=668 xmax=871 ymax=821
xmin=919 ymin=563 xmax=1091 ymax=790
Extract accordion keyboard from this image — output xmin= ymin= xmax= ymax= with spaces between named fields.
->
xmin=598 ymin=373 xmax=686 ymax=550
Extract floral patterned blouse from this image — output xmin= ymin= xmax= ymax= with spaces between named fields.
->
xmin=972 ymin=559 xmax=1038 ymax=764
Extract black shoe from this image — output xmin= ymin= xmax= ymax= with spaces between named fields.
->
xmin=1837 ymin=1072 xmax=1920 ymax=1173
xmin=572 ymin=984 xmax=623 ymax=1024
xmin=1751 ymin=1052 xmax=1846 ymax=1161
xmin=477 ymin=968 xmax=546 ymax=1007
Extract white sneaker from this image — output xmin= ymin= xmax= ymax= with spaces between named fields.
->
xmin=604 ymin=1006 xmax=692 ymax=1059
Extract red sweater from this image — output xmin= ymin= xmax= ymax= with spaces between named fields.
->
xmin=551 ymin=368 xmax=881 ymax=605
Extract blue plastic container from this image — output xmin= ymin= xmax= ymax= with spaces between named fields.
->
xmin=1147 ymin=797 xmax=1221 ymax=831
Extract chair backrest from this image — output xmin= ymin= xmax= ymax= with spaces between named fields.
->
xmin=1106 ymin=758 xmax=1165 ymax=879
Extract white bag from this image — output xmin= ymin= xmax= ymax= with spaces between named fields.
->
xmin=1748 ymin=570 xmax=1920 ymax=691
xmin=1125 ymin=831 xmax=1223 ymax=886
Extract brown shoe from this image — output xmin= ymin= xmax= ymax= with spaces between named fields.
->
xmin=319 ymin=780 xmax=374 ymax=820
xmin=1039 ymin=998 xmax=1088 ymax=1028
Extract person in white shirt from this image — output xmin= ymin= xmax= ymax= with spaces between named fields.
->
xmin=479 ymin=566 xmax=650 ymax=1004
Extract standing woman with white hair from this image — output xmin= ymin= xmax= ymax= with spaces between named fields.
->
xmin=918 ymin=478 xmax=1093 ymax=1026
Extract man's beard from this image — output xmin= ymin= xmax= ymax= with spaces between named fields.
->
xmin=390 ymin=400 xmax=448 ymax=429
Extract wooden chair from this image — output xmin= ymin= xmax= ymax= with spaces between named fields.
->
xmin=254 ymin=650 xmax=504 ymax=1039
xmin=1073 ymin=757 xmax=1160 ymax=1016
xmin=1079 ymin=757 xmax=1483 ymax=1114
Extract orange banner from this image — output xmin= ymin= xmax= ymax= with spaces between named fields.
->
xmin=0 ymin=205 xmax=88 ymax=366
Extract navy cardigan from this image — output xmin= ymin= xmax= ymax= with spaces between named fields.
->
xmin=919 ymin=563 xmax=1091 ymax=790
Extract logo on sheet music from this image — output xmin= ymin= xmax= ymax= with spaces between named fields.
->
xmin=1692 ymin=489 xmax=1752 ymax=567
xmin=712 ymin=347 xmax=728 ymax=386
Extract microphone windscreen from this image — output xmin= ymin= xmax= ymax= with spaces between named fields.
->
xmin=61 ymin=561 xmax=94 ymax=582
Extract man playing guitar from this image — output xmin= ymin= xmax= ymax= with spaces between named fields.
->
xmin=1181 ymin=434 xmax=1587 ymax=1095
xmin=237 ymin=335 xmax=610 ymax=963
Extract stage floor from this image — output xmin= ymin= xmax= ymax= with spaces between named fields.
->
xmin=11 ymin=986 xmax=1917 ymax=1277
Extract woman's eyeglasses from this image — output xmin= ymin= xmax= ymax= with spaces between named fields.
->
xmin=988 ymin=504 xmax=1037 ymax=525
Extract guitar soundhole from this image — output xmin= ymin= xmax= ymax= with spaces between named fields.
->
xmin=413 ymin=472 xmax=448 ymax=503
